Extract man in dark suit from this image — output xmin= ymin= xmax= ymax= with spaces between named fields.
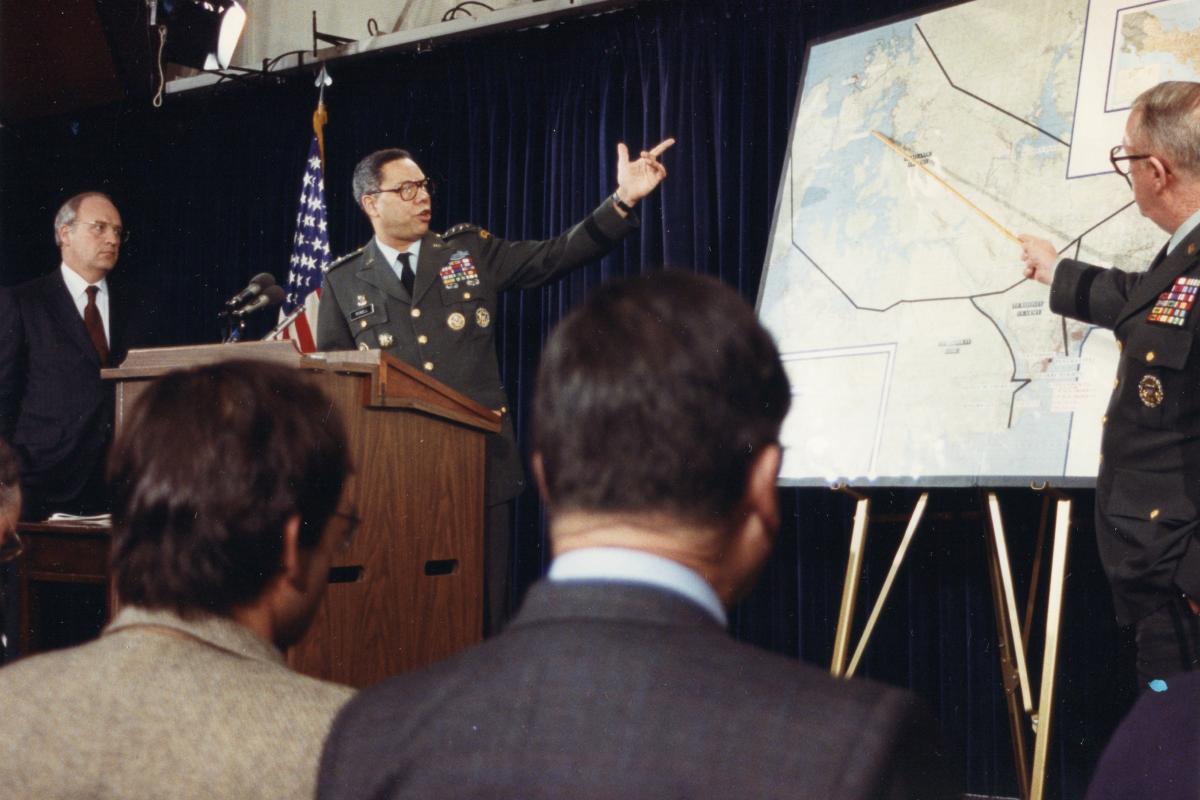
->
xmin=318 ymin=271 xmax=952 ymax=800
xmin=317 ymin=140 xmax=673 ymax=631
xmin=0 ymin=191 xmax=127 ymax=520
xmin=1020 ymin=81 xmax=1200 ymax=688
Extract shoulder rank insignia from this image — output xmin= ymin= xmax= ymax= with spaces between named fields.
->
xmin=443 ymin=223 xmax=486 ymax=241
xmin=325 ymin=245 xmax=367 ymax=273
xmin=1147 ymin=276 xmax=1199 ymax=327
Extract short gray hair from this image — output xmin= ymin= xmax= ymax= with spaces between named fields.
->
xmin=351 ymin=148 xmax=413 ymax=210
xmin=1132 ymin=81 xmax=1200 ymax=177
xmin=53 ymin=191 xmax=115 ymax=246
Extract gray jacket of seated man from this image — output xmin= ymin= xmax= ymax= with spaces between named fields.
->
xmin=0 ymin=606 xmax=353 ymax=800
xmin=316 ymin=199 xmax=638 ymax=506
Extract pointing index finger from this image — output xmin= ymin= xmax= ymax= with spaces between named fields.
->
xmin=647 ymin=138 xmax=676 ymax=158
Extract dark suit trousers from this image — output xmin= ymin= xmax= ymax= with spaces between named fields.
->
xmin=484 ymin=501 xmax=512 ymax=636
xmin=1134 ymin=595 xmax=1200 ymax=690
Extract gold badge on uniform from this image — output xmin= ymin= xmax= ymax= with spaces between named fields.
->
xmin=448 ymin=312 xmax=466 ymax=330
xmin=357 ymin=342 xmax=370 ymax=352
xmin=356 ymin=294 xmax=368 ymax=307
xmin=475 ymin=308 xmax=491 ymax=328
xmin=1137 ymin=375 xmax=1164 ymax=408
xmin=379 ymin=332 xmax=395 ymax=348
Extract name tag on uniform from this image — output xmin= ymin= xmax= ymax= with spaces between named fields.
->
xmin=1147 ymin=277 xmax=1199 ymax=327
xmin=349 ymin=304 xmax=376 ymax=322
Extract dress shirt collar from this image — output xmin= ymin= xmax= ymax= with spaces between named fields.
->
xmin=104 ymin=605 xmax=286 ymax=665
xmin=374 ymin=237 xmax=422 ymax=279
xmin=548 ymin=547 xmax=727 ymax=626
xmin=60 ymin=262 xmax=108 ymax=299
xmin=1169 ymin=207 xmax=1200 ymax=255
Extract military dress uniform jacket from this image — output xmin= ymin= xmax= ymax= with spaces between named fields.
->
xmin=1049 ymin=224 xmax=1200 ymax=625
xmin=317 ymin=198 xmax=638 ymax=505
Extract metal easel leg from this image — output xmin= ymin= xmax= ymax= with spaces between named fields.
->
xmin=831 ymin=486 xmax=869 ymax=678
xmin=985 ymin=496 xmax=1032 ymax=800
xmin=846 ymin=492 xmax=928 ymax=678
xmin=1029 ymin=497 xmax=1071 ymax=800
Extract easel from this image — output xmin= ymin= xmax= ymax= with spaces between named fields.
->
xmin=829 ymin=484 xmax=1073 ymax=800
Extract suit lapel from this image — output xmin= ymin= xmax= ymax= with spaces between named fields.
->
xmin=354 ymin=240 xmax=410 ymax=304
xmin=412 ymin=232 xmax=444 ymax=306
xmin=1117 ymin=230 xmax=1200 ymax=329
xmin=46 ymin=271 xmax=101 ymax=367
xmin=108 ymin=283 xmax=126 ymax=365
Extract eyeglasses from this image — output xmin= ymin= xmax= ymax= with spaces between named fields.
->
xmin=368 ymin=178 xmax=436 ymax=202
xmin=329 ymin=507 xmax=361 ymax=552
xmin=73 ymin=219 xmax=130 ymax=243
xmin=1109 ymin=145 xmax=1152 ymax=188
xmin=0 ymin=526 xmax=23 ymax=564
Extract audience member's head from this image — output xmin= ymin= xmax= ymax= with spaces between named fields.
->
xmin=532 ymin=270 xmax=791 ymax=603
xmin=107 ymin=360 xmax=351 ymax=647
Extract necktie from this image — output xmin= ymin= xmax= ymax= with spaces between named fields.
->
xmin=397 ymin=252 xmax=415 ymax=296
xmin=84 ymin=285 xmax=109 ymax=365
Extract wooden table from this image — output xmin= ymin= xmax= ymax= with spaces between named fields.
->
xmin=15 ymin=520 xmax=113 ymax=655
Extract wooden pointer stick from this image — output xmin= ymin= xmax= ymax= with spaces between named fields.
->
xmin=871 ymin=130 xmax=1021 ymax=245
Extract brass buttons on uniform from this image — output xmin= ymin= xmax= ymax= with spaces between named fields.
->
xmin=1146 ymin=351 xmax=1156 ymax=362
xmin=1138 ymin=375 xmax=1164 ymax=407
xmin=423 ymin=361 xmax=434 ymax=371
xmin=463 ymin=292 xmax=472 ymax=300
xmin=417 ymin=334 xmax=428 ymax=345
xmin=411 ymin=308 xmax=422 ymax=318
xmin=1150 ymin=508 xmax=1160 ymax=520
xmin=359 ymin=320 xmax=368 ymax=330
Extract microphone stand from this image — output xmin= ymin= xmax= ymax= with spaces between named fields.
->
xmin=263 ymin=305 xmax=305 ymax=341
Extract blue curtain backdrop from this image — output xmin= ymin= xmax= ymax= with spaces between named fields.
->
xmin=0 ymin=0 xmax=1136 ymax=795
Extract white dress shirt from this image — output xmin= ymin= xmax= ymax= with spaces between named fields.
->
xmin=60 ymin=263 xmax=109 ymax=346
xmin=374 ymin=237 xmax=423 ymax=285
xmin=549 ymin=547 xmax=727 ymax=626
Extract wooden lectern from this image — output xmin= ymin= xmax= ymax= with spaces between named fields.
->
xmin=104 ymin=340 xmax=501 ymax=688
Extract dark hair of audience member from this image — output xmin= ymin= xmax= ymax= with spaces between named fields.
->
xmin=533 ymin=270 xmax=791 ymax=524
xmin=107 ymin=360 xmax=350 ymax=617
xmin=0 ymin=438 xmax=19 ymax=516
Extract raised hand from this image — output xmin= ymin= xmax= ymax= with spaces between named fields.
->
xmin=616 ymin=138 xmax=676 ymax=206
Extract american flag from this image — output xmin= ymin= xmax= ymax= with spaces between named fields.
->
xmin=275 ymin=136 xmax=332 ymax=352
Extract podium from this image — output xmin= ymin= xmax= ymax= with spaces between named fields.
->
xmin=104 ymin=341 xmax=501 ymax=687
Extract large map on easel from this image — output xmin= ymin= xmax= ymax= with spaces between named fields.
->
xmin=758 ymin=0 xmax=1200 ymax=486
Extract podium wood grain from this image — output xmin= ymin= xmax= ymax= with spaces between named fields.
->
xmin=105 ymin=341 xmax=499 ymax=688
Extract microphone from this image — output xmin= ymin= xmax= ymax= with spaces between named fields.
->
xmin=231 ymin=285 xmax=286 ymax=318
xmin=224 ymin=272 xmax=277 ymax=308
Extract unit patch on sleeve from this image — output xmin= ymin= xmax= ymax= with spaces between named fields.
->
xmin=439 ymin=251 xmax=482 ymax=289
xmin=1147 ymin=276 xmax=1199 ymax=327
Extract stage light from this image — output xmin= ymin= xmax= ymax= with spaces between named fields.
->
xmin=156 ymin=0 xmax=247 ymax=70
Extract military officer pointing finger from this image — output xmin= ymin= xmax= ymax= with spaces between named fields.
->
xmin=317 ymin=140 xmax=675 ymax=632
xmin=1018 ymin=82 xmax=1200 ymax=689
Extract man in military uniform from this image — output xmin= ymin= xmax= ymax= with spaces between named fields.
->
xmin=317 ymin=139 xmax=674 ymax=632
xmin=1020 ymin=81 xmax=1200 ymax=688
